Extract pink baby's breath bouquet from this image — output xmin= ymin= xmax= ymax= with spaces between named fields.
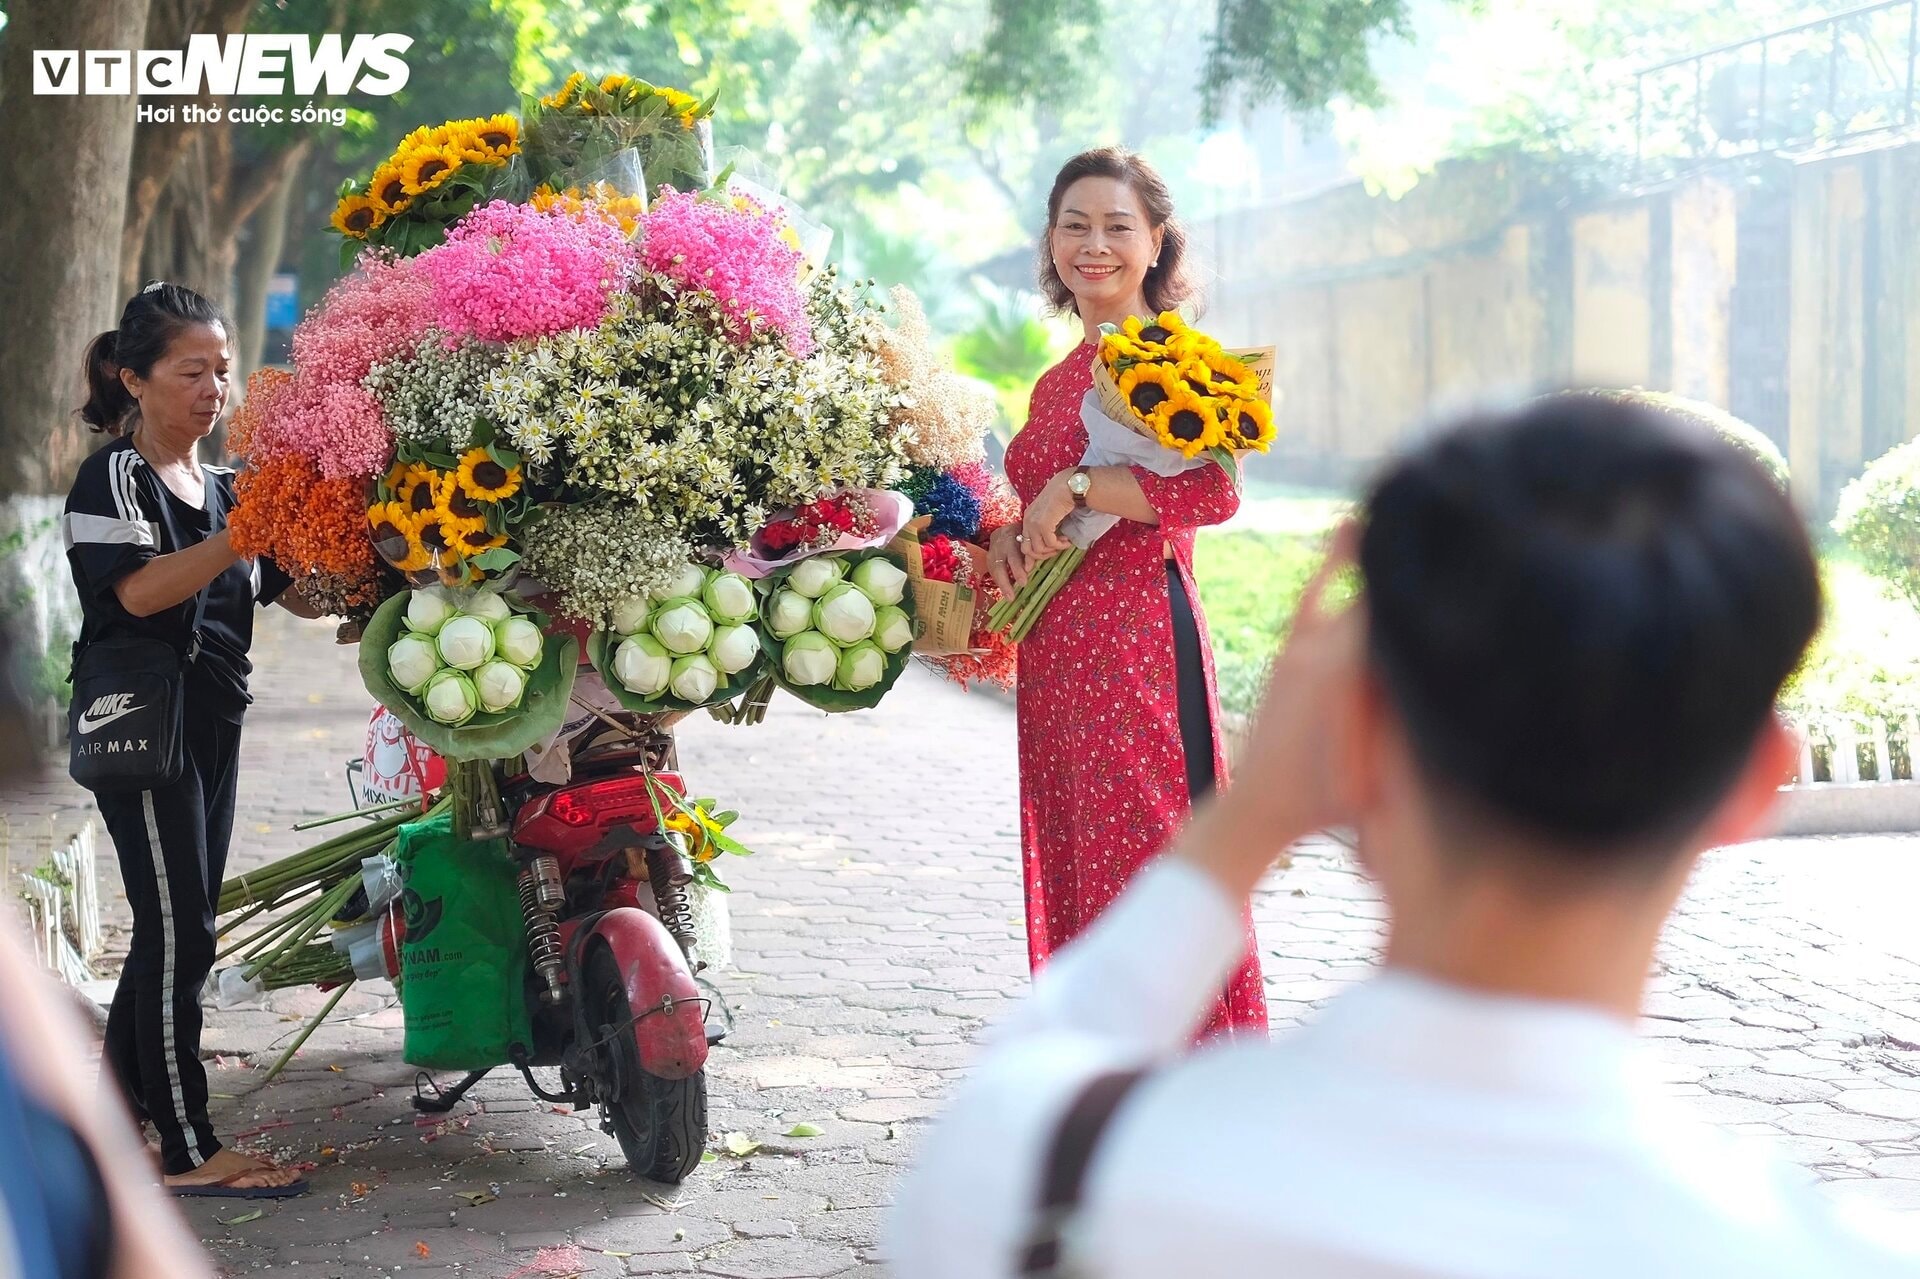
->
xmin=417 ymin=200 xmax=638 ymax=342
xmin=639 ymin=190 xmax=813 ymax=354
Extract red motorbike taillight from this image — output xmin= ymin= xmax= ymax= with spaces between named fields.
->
xmin=547 ymin=772 xmax=682 ymax=829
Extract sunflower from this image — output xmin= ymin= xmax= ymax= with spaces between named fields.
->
xmin=665 ymin=807 xmax=724 ymax=862
xmin=1223 ymin=397 xmax=1276 ymax=452
xmin=1120 ymin=313 xmax=1178 ymax=357
xmin=1099 ymin=330 xmax=1151 ymax=369
xmin=659 ymin=85 xmax=702 ymax=128
xmin=367 ymin=163 xmax=412 ymax=215
xmin=600 ymin=73 xmax=634 ymax=96
xmin=1117 ymin=362 xmax=1184 ymax=422
xmin=472 ymin=113 xmax=519 ymax=157
xmin=456 ymin=447 xmax=523 ymax=502
xmin=399 ymin=145 xmax=462 ymax=197
xmin=331 ymin=194 xmax=382 ymax=238
xmin=541 ymin=71 xmax=589 ymax=110
xmin=367 ymin=500 xmax=413 ymax=547
xmin=435 ymin=477 xmax=489 ymax=529
xmin=394 ymin=464 xmax=442 ymax=515
xmin=393 ymin=510 xmax=435 ymax=568
xmin=447 ymin=523 xmax=508 ymax=559
xmin=1189 ymin=349 xmax=1259 ymax=398
xmin=387 ymin=508 xmax=434 ymax=572
xmin=1146 ymin=388 xmax=1226 ymax=458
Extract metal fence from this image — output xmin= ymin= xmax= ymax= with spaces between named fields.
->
xmin=1635 ymin=0 xmax=1920 ymax=179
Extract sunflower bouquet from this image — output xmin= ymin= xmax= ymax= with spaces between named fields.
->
xmin=1095 ymin=312 xmax=1276 ymax=468
xmin=366 ymin=427 xmax=534 ymax=590
xmin=987 ymin=313 xmax=1278 ymax=643
xmin=522 ymin=71 xmax=717 ymax=200
xmin=330 ymin=114 xmax=521 ymax=260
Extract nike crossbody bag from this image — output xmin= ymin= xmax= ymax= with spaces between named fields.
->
xmin=67 ymin=476 xmax=219 ymax=794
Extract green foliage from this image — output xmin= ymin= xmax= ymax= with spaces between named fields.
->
xmin=1835 ymin=436 xmax=1920 ymax=613
xmin=1779 ymin=555 xmax=1920 ymax=727
xmin=1193 ymin=526 xmax=1332 ymax=715
xmin=946 ymin=282 xmax=1072 ymax=434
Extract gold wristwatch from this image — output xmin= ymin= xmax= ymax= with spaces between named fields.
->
xmin=1068 ymin=466 xmax=1092 ymax=509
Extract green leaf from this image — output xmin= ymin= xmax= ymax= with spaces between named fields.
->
xmin=700 ymin=1152 xmax=717 ymax=1164
xmin=711 ymin=810 xmax=739 ymax=827
xmin=470 ymin=547 xmax=521 ymax=572
xmin=721 ymin=1131 xmax=760 ymax=1157
xmin=422 ymin=450 xmax=461 ymax=471
xmin=784 ymin=1122 xmax=823 ymax=1138
xmin=220 ymin=1209 xmax=265 ymax=1226
xmin=487 ymin=445 xmax=524 ymax=471
xmin=358 ymin=592 xmax=577 ymax=763
xmin=706 ymin=829 xmax=753 ymax=859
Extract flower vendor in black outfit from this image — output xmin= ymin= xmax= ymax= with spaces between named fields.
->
xmin=62 ymin=281 xmax=316 ymax=1198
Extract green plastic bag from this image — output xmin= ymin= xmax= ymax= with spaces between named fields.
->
xmin=393 ymin=811 xmax=533 ymax=1070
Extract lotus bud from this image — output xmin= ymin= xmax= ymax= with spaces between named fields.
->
xmin=610 ymin=594 xmax=651 ymax=636
xmin=782 ymin=631 xmax=838 ymax=687
xmin=404 ymin=585 xmax=456 ymax=635
xmin=387 ymin=633 xmax=440 ymax=693
xmin=850 ymin=556 xmax=908 ymax=606
xmin=873 ymin=605 xmax=914 ymax=654
xmin=422 ymin=669 xmax=478 ymax=726
xmin=473 ymin=660 xmax=527 ymax=713
xmin=787 ymin=555 xmax=846 ymax=599
xmin=703 ymin=572 xmax=757 ymax=625
xmin=835 ymin=641 xmax=887 ymax=692
xmin=435 ymin=615 xmax=496 ymax=671
xmin=461 ymin=590 xmax=513 ymax=623
xmin=709 ymin=623 xmax=761 ymax=675
xmin=669 ymin=653 xmax=720 ymax=704
xmin=813 ymin=582 xmax=876 ymax=645
xmin=495 ymin=616 xmax=544 ymax=669
xmin=613 ymin=635 xmax=672 ymax=696
xmin=651 ymin=597 xmax=714 ymax=655
xmin=652 ymin=562 xmax=709 ymax=602
xmin=767 ymin=589 xmax=813 ymax=639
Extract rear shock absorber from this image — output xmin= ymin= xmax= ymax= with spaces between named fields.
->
xmin=519 ymin=855 xmax=567 ymax=1004
xmin=643 ymin=841 xmax=699 ymax=969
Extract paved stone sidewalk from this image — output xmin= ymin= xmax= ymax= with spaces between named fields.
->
xmin=4 ymin=609 xmax=1920 ymax=1277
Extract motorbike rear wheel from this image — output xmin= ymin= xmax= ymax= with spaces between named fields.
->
xmin=584 ymin=947 xmax=707 ymax=1182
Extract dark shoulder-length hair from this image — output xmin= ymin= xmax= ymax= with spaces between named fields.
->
xmin=1037 ymin=147 xmax=1198 ymax=318
xmin=78 ymin=281 xmax=229 ymax=436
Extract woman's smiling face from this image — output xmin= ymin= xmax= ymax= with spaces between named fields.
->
xmin=1049 ymin=176 xmax=1162 ymax=318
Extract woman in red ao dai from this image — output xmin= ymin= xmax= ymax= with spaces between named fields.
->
xmin=989 ymin=149 xmax=1267 ymax=1037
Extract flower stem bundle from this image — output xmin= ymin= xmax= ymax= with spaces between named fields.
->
xmin=986 ymin=547 xmax=1087 ymax=643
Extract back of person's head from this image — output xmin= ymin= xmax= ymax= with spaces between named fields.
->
xmin=79 ymin=281 xmax=227 ymax=436
xmin=1358 ymin=394 xmax=1820 ymax=872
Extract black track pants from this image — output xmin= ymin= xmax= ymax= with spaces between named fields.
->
xmin=95 ymin=711 xmax=242 ymax=1175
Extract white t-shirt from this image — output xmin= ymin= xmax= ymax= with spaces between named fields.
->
xmin=888 ymin=861 xmax=1920 ymax=1279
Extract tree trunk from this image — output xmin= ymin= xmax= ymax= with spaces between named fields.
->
xmin=234 ymin=171 xmax=297 ymax=379
xmin=120 ymin=0 xmax=257 ymax=301
xmin=0 ymin=1 xmax=152 ymax=497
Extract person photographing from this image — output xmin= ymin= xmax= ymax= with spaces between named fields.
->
xmin=892 ymin=395 xmax=1917 ymax=1277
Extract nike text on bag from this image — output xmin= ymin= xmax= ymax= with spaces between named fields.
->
xmin=67 ymin=637 xmax=189 ymax=792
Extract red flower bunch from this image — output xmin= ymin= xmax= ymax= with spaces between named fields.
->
xmin=919 ymin=534 xmax=966 ymax=586
xmin=758 ymin=493 xmax=877 ymax=556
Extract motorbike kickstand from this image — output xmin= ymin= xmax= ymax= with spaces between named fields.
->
xmin=412 ymin=1068 xmax=492 ymax=1114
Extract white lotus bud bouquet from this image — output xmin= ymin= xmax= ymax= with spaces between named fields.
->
xmin=755 ymin=548 xmax=914 ymax=712
xmin=381 ymin=585 xmax=555 ymax=725
xmin=589 ymin=561 xmax=771 ymax=713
